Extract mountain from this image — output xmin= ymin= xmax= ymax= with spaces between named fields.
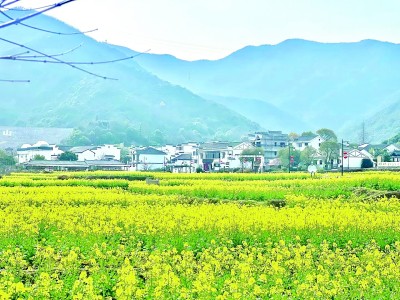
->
xmin=345 ymin=100 xmax=400 ymax=144
xmin=0 ymin=11 xmax=260 ymax=145
xmin=131 ymin=39 xmax=400 ymax=141
xmin=200 ymin=95 xmax=307 ymax=132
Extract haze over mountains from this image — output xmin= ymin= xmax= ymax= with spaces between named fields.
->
xmin=1 ymin=11 xmax=400 ymax=145
xmin=130 ymin=39 xmax=400 ymax=143
xmin=0 ymin=11 xmax=259 ymax=145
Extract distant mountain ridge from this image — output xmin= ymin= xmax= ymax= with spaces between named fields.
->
xmin=131 ymin=39 xmax=400 ymax=142
xmin=0 ymin=10 xmax=260 ymax=145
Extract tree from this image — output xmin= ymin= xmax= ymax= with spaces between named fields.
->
xmin=0 ymin=149 xmax=16 ymax=173
xmin=369 ymin=148 xmax=391 ymax=162
xmin=278 ymin=146 xmax=300 ymax=170
xmin=1 ymin=1 xmax=144 ymax=82
xmin=319 ymin=141 xmax=340 ymax=169
xmin=316 ymin=128 xmax=337 ymax=142
xmin=0 ymin=149 xmax=15 ymax=166
xmin=58 ymin=151 xmax=78 ymax=161
xmin=383 ymin=132 xmax=400 ymax=144
xmin=288 ymin=132 xmax=299 ymax=141
xmin=299 ymin=146 xmax=318 ymax=168
xmin=301 ymin=131 xmax=314 ymax=137
xmin=240 ymin=147 xmax=264 ymax=171
xmin=33 ymin=154 xmax=45 ymax=161
xmin=120 ymin=147 xmax=131 ymax=164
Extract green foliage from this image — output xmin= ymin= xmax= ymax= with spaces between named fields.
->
xmin=316 ymin=128 xmax=337 ymax=142
xmin=278 ymin=146 xmax=300 ymax=169
xmin=299 ymin=146 xmax=318 ymax=168
xmin=32 ymin=154 xmax=45 ymax=161
xmin=369 ymin=148 xmax=391 ymax=162
xmin=288 ymin=132 xmax=299 ymax=141
xmin=240 ymin=147 xmax=264 ymax=165
xmin=58 ymin=151 xmax=78 ymax=161
xmin=120 ymin=147 xmax=131 ymax=164
xmin=301 ymin=131 xmax=314 ymax=137
xmin=0 ymin=150 xmax=15 ymax=166
xmin=319 ymin=141 xmax=340 ymax=168
xmin=383 ymin=132 xmax=400 ymax=144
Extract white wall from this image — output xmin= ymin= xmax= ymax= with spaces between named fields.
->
xmin=93 ymin=145 xmax=121 ymax=161
xmin=77 ymin=150 xmax=96 ymax=161
xmin=136 ymin=154 xmax=166 ymax=171
xmin=17 ymin=145 xmax=63 ymax=163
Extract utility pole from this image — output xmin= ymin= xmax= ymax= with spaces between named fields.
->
xmin=341 ymin=139 xmax=344 ymax=176
xmin=288 ymin=143 xmax=291 ymax=173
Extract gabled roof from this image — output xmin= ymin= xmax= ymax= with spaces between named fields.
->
xmin=200 ymin=141 xmax=241 ymax=150
xmin=69 ymin=146 xmax=98 ymax=153
xmin=17 ymin=146 xmax=53 ymax=151
xmin=172 ymin=153 xmax=192 ymax=161
xmin=296 ymin=134 xmax=319 ymax=142
xmin=391 ymin=151 xmax=400 ymax=157
xmin=136 ymin=147 xmax=167 ymax=155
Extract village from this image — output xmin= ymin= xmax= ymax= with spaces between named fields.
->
xmin=1 ymin=128 xmax=399 ymax=173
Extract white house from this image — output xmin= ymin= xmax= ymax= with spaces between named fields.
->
xmin=339 ymin=149 xmax=374 ymax=169
xmin=17 ymin=141 xmax=64 ymax=164
xmin=93 ymin=145 xmax=121 ymax=161
xmin=133 ymin=147 xmax=167 ymax=171
xmin=198 ymin=141 xmax=255 ymax=171
xmin=69 ymin=145 xmax=121 ymax=162
xmin=170 ymin=153 xmax=195 ymax=173
xmin=69 ymin=146 xmax=96 ymax=161
xmin=292 ymin=134 xmax=325 ymax=151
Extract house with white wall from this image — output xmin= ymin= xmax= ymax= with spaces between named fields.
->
xmin=17 ymin=141 xmax=64 ymax=163
xmin=133 ymin=147 xmax=167 ymax=171
xmin=292 ymin=134 xmax=325 ymax=151
xmin=93 ymin=145 xmax=121 ymax=161
xmin=70 ymin=145 xmax=121 ymax=162
xmin=69 ymin=146 xmax=96 ymax=161
xmin=170 ymin=153 xmax=195 ymax=173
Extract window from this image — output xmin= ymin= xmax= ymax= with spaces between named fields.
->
xmin=298 ymin=143 xmax=302 ymax=147
xmin=305 ymin=143 xmax=309 ymax=146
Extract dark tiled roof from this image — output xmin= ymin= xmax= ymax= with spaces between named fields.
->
xmin=391 ymin=151 xmax=400 ymax=156
xmin=172 ymin=153 xmax=192 ymax=162
xmin=135 ymin=147 xmax=167 ymax=155
xmin=17 ymin=146 xmax=53 ymax=151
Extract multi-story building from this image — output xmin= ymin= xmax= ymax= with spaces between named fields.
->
xmin=248 ymin=131 xmax=288 ymax=161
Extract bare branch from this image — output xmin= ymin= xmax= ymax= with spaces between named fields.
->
xmin=0 ymin=78 xmax=30 ymax=82
xmin=0 ymin=9 xmax=98 ymax=35
xmin=0 ymin=0 xmax=76 ymax=29
xmin=1 ymin=49 xmax=151 ymax=65
xmin=3 ymin=43 xmax=83 ymax=59
xmin=0 ymin=0 xmax=21 ymax=8
xmin=0 ymin=37 xmax=117 ymax=80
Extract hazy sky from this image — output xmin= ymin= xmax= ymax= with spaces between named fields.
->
xmin=18 ymin=0 xmax=400 ymax=60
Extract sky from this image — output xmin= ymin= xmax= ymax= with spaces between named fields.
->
xmin=16 ymin=0 xmax=400 ymax=60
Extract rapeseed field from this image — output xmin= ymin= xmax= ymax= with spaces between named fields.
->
xmin=0 ymin=171 xmax=399 ymax=299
